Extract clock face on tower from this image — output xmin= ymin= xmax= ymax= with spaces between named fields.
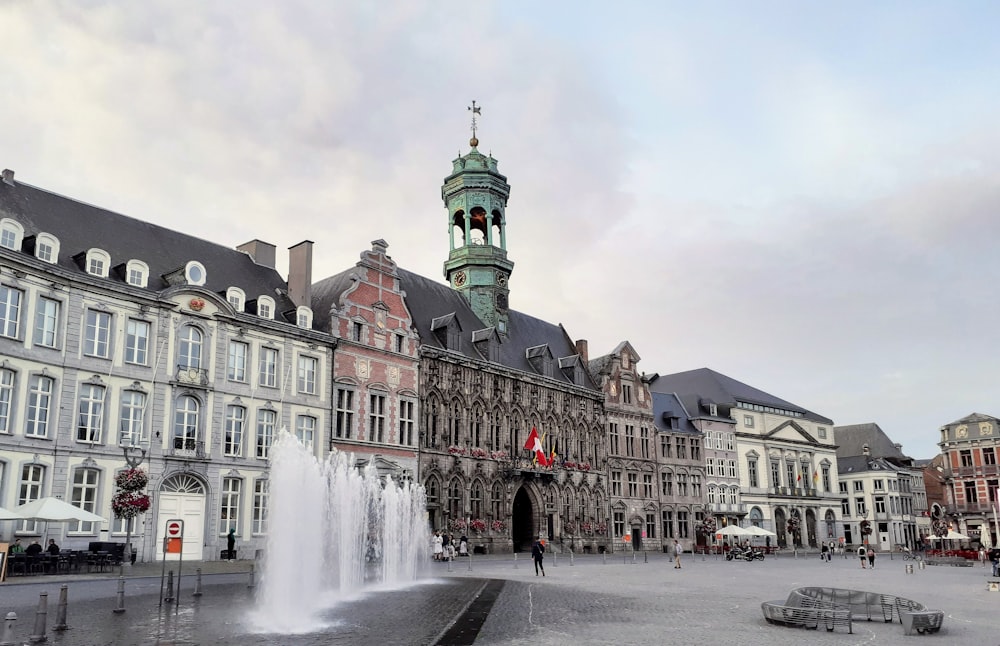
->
xmin=453 ymin=270 xmax=467 ymax=287
xmin=496 ymin=271 xmax=508 ymax=287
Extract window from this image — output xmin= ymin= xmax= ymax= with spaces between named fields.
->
xmin=257 ymin=296 xmax=274 ymax=319
xmin=646 ymin=513 xmax=656 ymax=539
xmin=184 ymin=261 xmax=207 ymax=286
xmin=841 ymin=498 xmax=850 ymax=516
xmin=728 ymin=460 xmax=737 ymax=478
xmin=643 ymin=473 xmax=653 ymax=498
xmin=252 ymin=479 xmax=269 ymax=535
xmin=613 ymin=510 xmax=625 ymax=537
xmin=0 ymin=218 xmax=24 ymax=250
xmin=744 ymin=415 xmax=754 ymax=428
xmin=984 ymin=448 xmax=997 ymax=466
xmin=770 ymin=460 xmax=781 ymax=487
xmin=611 ymin=471 xmax=622 ymax=496
xmin=119 ymin=390 xmax=146 ymax=446
xmin=640 ymin=427 xmax=650 ymax=458
xmin=220 ymin=477 xmax=241 ymax=534
xmin=259 ymin=347 xmax=278 ymax=387
xmin=677 ymin=511 xmax=689 ymax=538
xmin=297 ymin=355 xmax=318 ymax=395
xmin=17 ymin=464 xmax=45 ymax=534
xmin=622 ymin=383 xmax=632 ymax=404
xmin=661 ymin=471 xmax=673 ymax=496
xmin=747 ymin=458 xmax=759 ymax=488
xmin=609 ymin=423 xmax=620 ymax=455
xmin=965 ymin=481 xmax=978 ymax=503
xmin=676 ymin=437 xmax=687 ymax=459
xmin=873 ymin=479 xmax=884 ymax=491
xmin=817 ymin=426 xmax=827 ymax=440
xmin=227 ymin=341 xmax=248 ymax=382
xmin=26 ymin=374 xmax=54 ymax=437
xmin=296 ymin=415 xmax=316 ymax=451
xmin=368 ymin=393 xmax=386 ymax=442
xmin=122 ymin=259 xmax=147 ymax=287
xmin=335 ymin=388 xmax=354 ymax=439
xmin=69 ymin=469 xmax=100 ymax=533
xmin=124 ymin=319 xmax=150 ymax=365
xmin=627 ymin=472 xmax=638 ymax=497
xmin=34 ymin=297 xmax=59 ymax=347
xmin=0 ymin=285 xmax=23 ymax=338
xmin=677 ymin=473 xmax=688 ymax=496
xmin=395 ymin=334 xmax=404 ymax=353
xmin=224 ymin=405 xmax=246 ymax=457
xmin=296 ymin=306 xmax=312 ymax=329
xmin=173 ymin=395 xmax=199 ymax=450
xmin=839 ymin=482 xmax=848 ymax=494
xmin=178 ymin=325 xmax=202 ymax=369
xmin=855 ymin=497 xmax=866 ymax=516
xmin=960 ymin=450 xmax=973 ymax=467
xmin=84 ymin=310 xmax=112 ymax=358
xmin=256 ymin=408 xmax=276 ymax=459
xmin=706 ymin=458 xmax=715 ymax=476
xmin=707 ymin=485 xmax=717 ymax=504
xmin=399 ymin=398 xmax=415 ymax=446
xmin=662 ymin=510 xmax=674 ymax=538
xmin=726 ymin=434 xmax=734 ymax=451
xmin=660 ymin=435 xmax=672 ymax=458
xmin=874 ymin=496 xmax=886 ymax=514
xmin=85 ymin=249 xmax=111 ymax=277
xmin=625 ymin=425 xmax=635 ymax=457
xmin=786 ymin=462 xmax=796 ymax=488
xmin=853 ymin=481 xmax=864 ymax=492
xmin=0 ymin=368 xmax=13 ymax=433
xmin=691 ymin=474 xmax=702 ymax=497
xmin=226 ymin=288 xmax=245 ymax=312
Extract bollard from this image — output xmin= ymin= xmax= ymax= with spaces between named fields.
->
xmin=247 ymin=562 xmax=256 ymax=589
xmin=28 ymin=591 xmax=47 ymax=644
xmin=53 ymin=584 xmax=68 ymax=630
xmin=905 ymin=564 xmax=913 ymax=574
xmin=193 ymin=568 xmax=203 ymax=597
xmin=467 ymin=552 xmax=472 ymax=572
xmin=1 ymin=612 xmax=17 ymax=646
xmin=702 ymin=548 xmax=706 ymax=562
xmin=447 ymin=555 xmax=453 ymax=572
xmin=602 ymin=550 xmax=607 ymax=565
xmin=570 ymin=550 xmax=575 ymax=567
xmin=513 ymin=553 xmax=518 ymax=570
xmin=644 ymin=550 xmax=648 ymax=564
xmin=114 ymin=576 xmax=127 ymax=614
xmin=165 ymin=570 xmax=175 ymax=603
xmin=631 ymin=551 xmax=636 ymax=564
xmin=918 ymin=559 xmax=926 ymax=570
xmin=553 ymin=552 xmax=557 ymax=568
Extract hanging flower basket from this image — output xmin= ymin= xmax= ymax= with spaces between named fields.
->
xmin=595 ymin=522 xmax=608 ymax=535
xmin=470 ymin=518 xmax=487 ymax=533
xmin=786 ymin=515 xmax=801 ymax=534
xmin=860 ymin=519 xmax=873 ymax=536
xmin=563 ymin=521 xmax=576 ymax=535
xmin=449 ymin=518 xmax=467 ymax=532
xmin=700 ymin=517 xmax=717 ymax=535
xmin=112 ymin=491 xmax=151 ymax=519
xmin=581 ymin=521 xmax=594 ymax=536
xmin=115 ymin=468 xmax=148 ymax=492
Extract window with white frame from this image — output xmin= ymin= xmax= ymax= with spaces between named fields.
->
xmin=706 ymin=457 xmax=714 ymax=476
xmin=252 ymin=479 xmax=269 ymax=535
xmin=26 ymin=374 xmax=54 ymax=438
xmin=611 ymin=471 xmax=622 ymax=496
xmin=296 ymin=306 xmax=312 ymax=329
xmin=17 ymin=463 xmax=45 ymax=533
xmin=184 ymin=261 xmax=206 ymax=286
xmin=728 ymin=460 xmax=737 ymax=478
xmin=643 ymin=473 xmax=653 ymax=498
xmin=627 ymin=472 xmax=638 ymax=496
xmin=0 ymin=284 xmax=23 ymax=338
xmin=125 ymin=260 xmax=148 ymax=288
xmin=227 ymin=341 xmax=248 ymax=382
xmin=613 ymin=510 xmax=625 ymax=537
xmin=85 ymin=248 xmax=111 ymax=277
xmin=0 ymin=368 xmax=13 ymax=433
xmin=335 ymin=387 xmax=354 ymax=439
xmin=220 ymin=477 xmax=241 ymax=534
xmin=257 ymin=296 xmax=275 ymax=320
xmin=259 ymin=347 xmax=278 ymax=387
xmin=124 ymin=319 xmax=149 ymax=365
xmin=368 ymin=392 xmax=386 ymax=442
xmin=69 ymin=468 xmax=100 ymax=533
xmin=296 ymin=415 xmax=316 ymax=451
xmin=725 ymin=434 xmax=735 ymax=451
xmin=661 ymin=471 xmax=673 ymax=496
xmin=817 ymin=426 xmax=827 ymax=440
xmin=0 ymin=218 xmax=24 ymax=250
xmin=744 ymin=415 xmax=754 ymax=428
xmin=76 ymin=383 xmax=105 ymax=443
xmin=728 ymin=487 xmax=738 ymax=505
xmin=177 ymin=325 xmax=203 ymax=369
xmin=173 ymin=395 xmax=199 ymax=450
xmin=84 ymin=309 xmax=112 ymax=357
xmin=119 ymin=390 xmax=146 ymax=446
xmin=398 ymin=398 xmax=415 ymax=446
xmin=35 ymin=233 xmax=59 ymax=263
xmin=226 ymin=287 xmax=245 ymax=312
xmin=224 ymin=405 xmax=245 ymax=457
xmin=297 ymin=355 xmax=317 ymax=395
xmin=256 ymin=408 xmax=276 ymax=459
xmin=707 ymin=484 xmax=717 ymax=504
xmin=34 ymin=297 xmax=60 ymax=348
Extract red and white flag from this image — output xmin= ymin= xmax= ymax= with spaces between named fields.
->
xmin=523 ymin=427 xmax=548 ymax=466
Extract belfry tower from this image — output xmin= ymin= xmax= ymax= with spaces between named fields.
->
xmin=442 ymin=102 xmax=513 ymax=334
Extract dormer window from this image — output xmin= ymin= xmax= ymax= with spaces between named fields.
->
xmin=185 ymin=261 xmax=206 ymax=286
xmin=226 ymin=287 xmax=245 ymax=312
xmin=86 ymin=249 xmax=111 ymax=277
xmin=0 ymin=218 xmax=23 ymax=250
xmin=35 ymin=233 xmax=59 ymax=263
xmin=257 ymin=295 xmax=275 ymax=319
xmin=125 ymin=260 xmax=149 ymax=288
xmin=472 ymin=328 xmax=500 ymax=362
xmin=296 ymin=306 xmax=313 ymax=329
xmin=526 ymin=344 xmax=554 ymax=377
xmin=430 ymin=313 xmax=462 ymax=351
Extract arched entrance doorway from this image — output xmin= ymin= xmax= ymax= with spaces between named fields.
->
xmin=774 ymin=508 xmax=787 ymax=548
xmin=156 ymin=473 xmax=206 ymax=561
xmin=805 ymin=509 xmax=817 ymax=547
xmin=511 ymin=487 xmax=535 ymax=552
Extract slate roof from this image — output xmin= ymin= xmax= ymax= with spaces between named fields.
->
xmin=0 ymin=177 xmax=297 ymax=318
xmin=648 ymin=367 xmax=833 ymax=425
xmin=837 ymin=455 xmax=907 ymax=475
xmin=652 ymin=392 xmax=700 ymax=435
xmin=944 ymin=412 xmax=1000 ymax=426
xmin=833 ymin=423 xmax=910 ymax=460
xmin=311 ymin=267 xmax=360 ymax=332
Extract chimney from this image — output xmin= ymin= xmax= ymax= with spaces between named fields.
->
xmin=287 ymin=240 xmax=314 ymax=308
xmin=1 ymin=169 xmax=14 ymax=186
xmin=236 ymin=239 xmax=276 ymax=269
xmin=862 ymin=444 xmax=870 ymax=456
xmin=575 ymin=339 xmax=589 ymax=362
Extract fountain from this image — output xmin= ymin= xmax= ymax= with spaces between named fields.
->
xmin=253 ymin=431 xmax=428 ymax=633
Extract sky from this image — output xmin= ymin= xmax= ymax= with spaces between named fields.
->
xmin=3 ymin=1 xmax=999 ymax=459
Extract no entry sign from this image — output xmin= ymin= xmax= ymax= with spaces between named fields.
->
xmin=164 ymin=518 xmax=184 ymax=554
xmin=166 ymin=520 xmax=183 ymax=538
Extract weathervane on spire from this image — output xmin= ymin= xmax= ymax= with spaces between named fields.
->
xmin=468 ymin=100 xmax=481 ymax=147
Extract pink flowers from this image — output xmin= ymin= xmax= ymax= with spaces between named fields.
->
xmin=470 ymin=518 xmax=487 ymax=533
xmin=113 ymin=468 xmax=150 ymax=520
xmin=115 ymin=468 xmax=148 ymax=490
xmin=470 ymin=448 xmax=489 ymax=459
xmin=491 ymin=519 xmax=506 ymax=532
xmin=447 ymin=446 xmax=467 ymax=456
xmin=490 ymin=450 xmax=508 ymax=460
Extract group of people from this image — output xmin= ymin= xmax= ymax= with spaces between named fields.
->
xmin=819 ymin=541 xmax=836 ymax=561
xmin=8 ymin=538 xmax=60 ymax=556
xmin=432 ymin=531 xmax=469 ymax=561
xmin=857 ymin=544 xmax=877 ymax=569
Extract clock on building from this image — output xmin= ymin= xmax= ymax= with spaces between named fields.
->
xmin=496 ymin=271 xmax=508 ymax=287
xmin=453 ymin=270 xmax=467 ymax=287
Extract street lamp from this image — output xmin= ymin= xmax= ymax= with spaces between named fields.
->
xmin=120 ymin=445 xmax=147 ymax=575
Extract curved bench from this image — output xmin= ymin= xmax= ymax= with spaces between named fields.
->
xmin=762 ymin=587 xmax=943 ymax=636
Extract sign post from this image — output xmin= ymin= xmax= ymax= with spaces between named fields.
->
xmin=159 ymin=519 xmax=185 ymax=610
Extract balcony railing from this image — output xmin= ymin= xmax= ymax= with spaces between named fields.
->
xmin=708 ymin=502 xmax=747 ymax=514
xmin=946 ymin=503 xmax=998 ymax=515
xmin=174 ymin=365 xmax=209 ymax=387
xmin=170 ymin=437 xmax=207 ymax=459
xmin=769 ymin=486 xmax=819 ymax=498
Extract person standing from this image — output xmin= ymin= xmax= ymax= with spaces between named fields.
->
xmin=227 ymin=528 xmax=236 ymax=561
xmin=531 ymin=535 xmax=546 ymax=576
xmin=432 ymin=531 xmax=443 ymax=561
xmin=857 ymin=545 xmax=867 ymax=568
xmin=673 ymin=539 xmax=683 ymax=569
xmin=988 ymin=546 xmax=1000 ymax=578
xmin=821 ymin=543 xmax=829 ymax=562
xmin=867 ymin=546 xmax=876 ymax=569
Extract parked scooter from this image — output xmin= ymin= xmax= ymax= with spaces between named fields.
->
xmin=726 ymin=545 xmax=765 ymax=561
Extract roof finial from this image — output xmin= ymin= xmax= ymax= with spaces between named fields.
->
xmin=467 ymin=100 xmax=481 ymax=148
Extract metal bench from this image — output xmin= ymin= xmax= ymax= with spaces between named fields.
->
xmin=901 ymin=610 xmax=944 ymax=635
xmin=761 ymin=596 xmax=853 ymax=633
xmin=764 ymin=587 xmax=942 ymax=636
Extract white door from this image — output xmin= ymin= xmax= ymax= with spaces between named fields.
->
xmin=879 ymin=531 xmax=890 ymax=551
xmin=156 ymin=474 xmax=206 ymax=561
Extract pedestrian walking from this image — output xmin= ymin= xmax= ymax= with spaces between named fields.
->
xmin=867 ymin=546 xmax=876 ymax=569
xmin=227 ymin=528 xmax=236 ymax=561
xmin=821 ymin=543 xmax=829 ymax=562
xmin=531 ymin=535 xmax=546 ymax=576
xmin=988 ymin=547 xmax=1000 ymax=578
xmin=857 ymin=545 xmax=867 ymax=569
xmin=979 ymin=546 xmax=987 ymax=568
xmin=673 ymin=539 xmax=683 ymax=569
